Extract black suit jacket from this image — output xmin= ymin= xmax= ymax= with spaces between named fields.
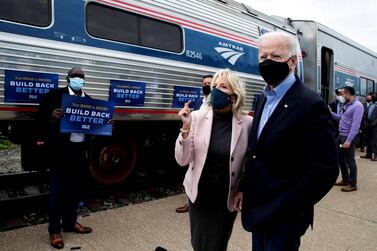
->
xmin=36 ymin=87 xmax=91 ymax=165
xmin=368 ymin=103 xmax=377 ymax=127
xmin=240 ymin=78 xmax=339 ymax=232
xmin=329 ymin=100 xmax=341 ymax=136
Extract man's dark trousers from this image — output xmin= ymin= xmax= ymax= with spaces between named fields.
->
xmin=251 ymin=218 xmax=309 ymax=251
xmin=48 ymin=142 xmax=87 ymax=234
xmin=338 ymin=135 xmax=357 ymax=185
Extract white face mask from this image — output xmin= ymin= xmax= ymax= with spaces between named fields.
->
xmin=338 ymin=96 xmax=346 ymax=104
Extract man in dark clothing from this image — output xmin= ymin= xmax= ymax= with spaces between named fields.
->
xmin=358 ymin=93 xmax=373 ymax=152
xmin=329 ymin=88 xmax=343 ymax=137
xmin=361 ymin=93 xmax=377 ymax=160
xmin=234 ymin=31 xmax=338 ymax=251
xmin=37 ymin=67 xmax=92 ymax=249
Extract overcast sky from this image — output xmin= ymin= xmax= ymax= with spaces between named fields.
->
xmin=237 ymin=0 xmax=377 ymax=53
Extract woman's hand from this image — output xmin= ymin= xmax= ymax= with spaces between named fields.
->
xmin=178 ymin=100 xmax=192 ymax=128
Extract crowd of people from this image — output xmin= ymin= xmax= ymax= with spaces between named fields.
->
xmin=38 ymin=31 xmax=373 ymax=250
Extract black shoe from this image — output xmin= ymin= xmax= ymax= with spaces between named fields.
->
xmin=175 ymin=204 xmax=189 ymax=213
xmin=334 ymin=180 xmax=349 ymax=186
xmin=360 ymin=155 xmax=371 ymax=159
xmin=341 ymin=184 xmax=357 ymax=192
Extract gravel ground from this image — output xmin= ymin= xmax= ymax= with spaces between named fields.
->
xmin=0 ymin=145 xmax=22 ymax=174
xmin=0 ymin=183 xmax=184 ymax=232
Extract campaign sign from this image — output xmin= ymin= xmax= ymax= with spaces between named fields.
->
xmin=60 ymin=94 xmax=114 ymax=136
xmin=109 ymin=80 xmax=146 ymax=106
xmin=4 ymin=70 xmax=59 ymax=103
xmin=172 ymin=86 xmax=201 ymax=108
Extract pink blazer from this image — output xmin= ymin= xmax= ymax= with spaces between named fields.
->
xmin=175 ymin=108 xmax=253 ymax=211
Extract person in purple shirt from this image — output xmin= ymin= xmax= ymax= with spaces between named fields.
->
xmin=331 ymin=86 xmax=364 ymax=192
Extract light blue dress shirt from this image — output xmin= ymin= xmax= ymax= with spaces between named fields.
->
xmin=257 ymin=73 xmax=296 ymax=139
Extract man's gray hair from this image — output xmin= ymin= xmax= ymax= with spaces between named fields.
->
xmin=259 ymin=31 xmax=298 ymax=56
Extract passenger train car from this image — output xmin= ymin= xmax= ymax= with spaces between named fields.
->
xmin=0 ymin=0 xmax=376 ymax=184
xmin=288 ymin=19 xmax=377 ymax=103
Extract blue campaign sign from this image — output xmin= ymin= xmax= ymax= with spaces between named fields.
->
xmin=109 ymin=80 xmax=146 ymax=106
xmin=4 ymin=70 xmax=59 ymax=103
xmin=60 ymin=94 xmax=114 ymax=136
xmin=172 ymin=86 xmax=201 ymax=108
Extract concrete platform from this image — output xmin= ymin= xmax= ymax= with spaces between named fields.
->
xmin=1 ymin=150 xmax=376 ymax=251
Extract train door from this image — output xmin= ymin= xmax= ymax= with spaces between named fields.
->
xmin=321 ymin=47 xmax=334 ymax=103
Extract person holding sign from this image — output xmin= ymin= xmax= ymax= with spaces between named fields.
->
xmin=36 ymin=67 xmax=92 ymax=249
xmin=175 ymin=69 xmax=252 ymax=251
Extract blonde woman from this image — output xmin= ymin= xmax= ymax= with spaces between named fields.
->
xmin=175 ymin=69 xmax=252 ymax=251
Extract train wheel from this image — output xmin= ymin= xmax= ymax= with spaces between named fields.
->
xmin=89 ymin=137 xmax=137 ymax=185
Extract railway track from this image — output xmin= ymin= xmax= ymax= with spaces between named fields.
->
xmin=0 ymin=167 xmax=185 ymax=232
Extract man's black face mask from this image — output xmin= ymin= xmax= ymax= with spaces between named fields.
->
xmin=258 ymin=57 xmax=292 ymax=87
xmin=202 ymin=85 xmax=211 ymax=95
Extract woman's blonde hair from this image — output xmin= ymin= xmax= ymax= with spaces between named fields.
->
xmin=208 ymin=68 xmax=246 ymax=118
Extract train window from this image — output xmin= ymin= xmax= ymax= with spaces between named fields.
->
xmin=86 ymin=3 xmax=183 ymax=53
xmin=367 ymin=79 xmax=374 ymax=93
xmin=359 ymin=78 xmax=367 ymax=96
xmin=0 ymin=0 xmax=51 ymax=27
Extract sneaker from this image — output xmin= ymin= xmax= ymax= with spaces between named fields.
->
xmin=341 ymin=184 xmax=357 ymax=192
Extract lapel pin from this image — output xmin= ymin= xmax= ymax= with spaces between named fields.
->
xmin=284 ymin=104 xmax=288 ymax=108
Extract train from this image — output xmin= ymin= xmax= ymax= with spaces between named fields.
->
xmin=0 ymin=0 xmax=376 ymax=185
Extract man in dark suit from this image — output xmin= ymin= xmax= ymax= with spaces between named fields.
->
xmin=361 ymin=93 xmax=377 ymax=159
xmin=37 ymin=67 xmax=92 ymax=249
xmin=176 ymin=74 xmax=213 ymax=213
xmin=234 ymin=32 xmax=339 ymax=251
xmin=362 ymin=93 xmax=377 ymax=160
xmin=329 ymin=88 xmax=343 ymax=137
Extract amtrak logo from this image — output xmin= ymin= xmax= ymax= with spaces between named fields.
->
xmin=215 ymin=42 xmax=245 ymax=65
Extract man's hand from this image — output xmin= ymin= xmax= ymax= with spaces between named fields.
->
xmin=51 ymin=108 xmax=64 ymax=119
xmin=343 ymin=141 xmax=351 ymax=149
xmin=233 ymin=191 xmax=243 ymax=212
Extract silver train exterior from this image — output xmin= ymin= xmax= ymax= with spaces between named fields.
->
xmin=0 ymin=0 xmax=300 ymax=183
xmin=288 ymin=20 xmax=377 ymax=103
xmin=5 ymin=0 xmax=376 ymax=184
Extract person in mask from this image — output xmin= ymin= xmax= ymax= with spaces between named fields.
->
xmin=176 ymin=74 xmax=213 ymax=214
xmin=234 ymin=31 xmax=338 ymax=251
xmin=36 ymin=67 xmax=92 ymax=249
xmin=331 ymin=86 xmax=363 ymax=191
xmin=193 ymin=74 xmax=213 ymax=111
xmin=329 ymin=88 xmax=344 ymax=137
xmin=360 ymin=93 xmax=375 ymax=157
xmin=175 ymin=68 xmax=252 ymax=251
